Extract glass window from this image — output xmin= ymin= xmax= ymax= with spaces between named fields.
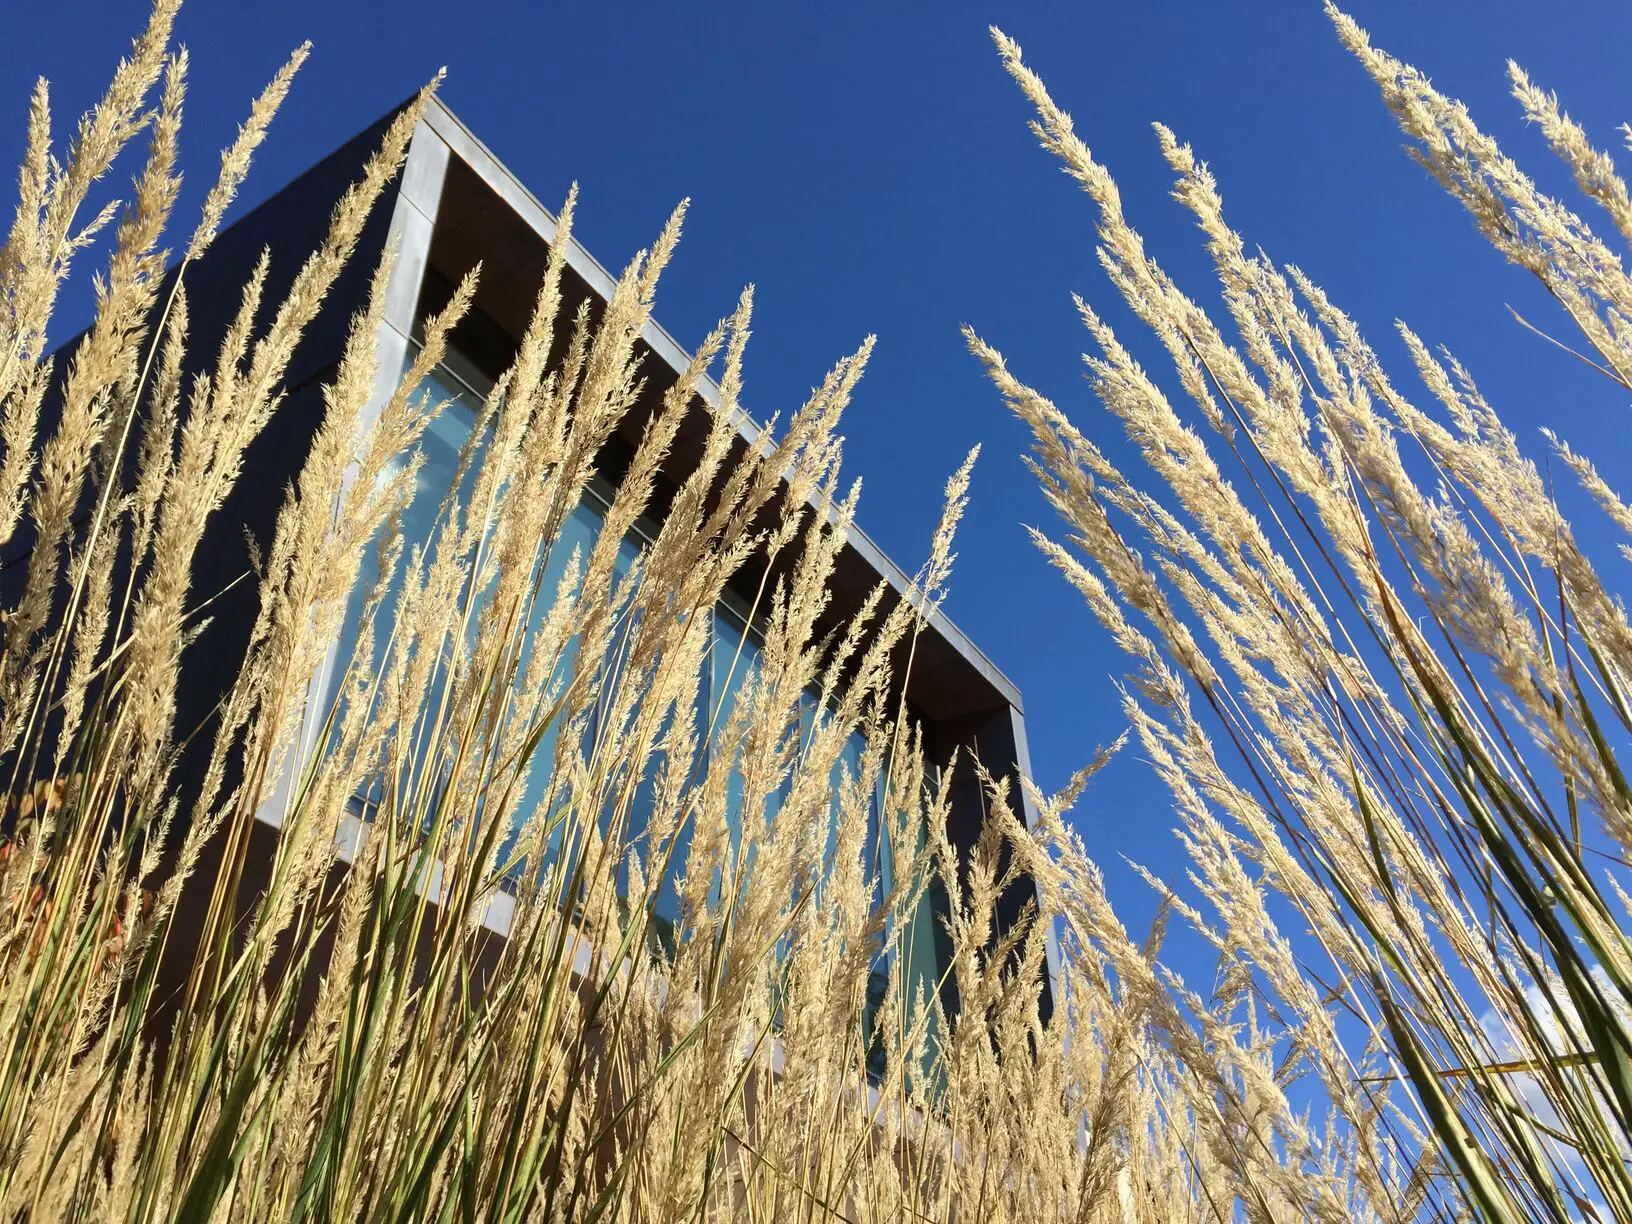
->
xmin=329 ymin=346 xmax=951 ymax=1080
xmin=490 ymin=494 xmax=607 ymax=875
xmin=331 ymin=358 xmax=486 ymax=817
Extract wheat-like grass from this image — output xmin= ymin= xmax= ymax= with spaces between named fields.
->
xmin=0 ymin=7 xmax=1074 ymax=1217
xmin=972 ymin=8 xmax=1632 ymax=1220
xmin=4 ymin=2 xmax=1630 ymax=1220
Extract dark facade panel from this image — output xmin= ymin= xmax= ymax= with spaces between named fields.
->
xmin=6 ymin=110 xmax=411 ymax=809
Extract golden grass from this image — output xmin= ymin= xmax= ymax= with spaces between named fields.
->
xmin=1 ymin=2 xmax=1628 ymax=1219
xmin=971 ymin=9 xmax=1632 ymax=1219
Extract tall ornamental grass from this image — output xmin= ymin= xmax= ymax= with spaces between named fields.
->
xmin=2 ymin=1 xmax=1629 ymax=1220
xmin=973 ymin=7 xmax=1632 ymax=1221
xmin=0 ymin=5 xmax=1070 ymax=1219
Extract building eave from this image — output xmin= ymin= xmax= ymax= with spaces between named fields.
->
xmin=415 ymin=97 xmax=1026 ymax=717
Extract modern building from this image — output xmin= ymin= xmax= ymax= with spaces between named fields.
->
xmin=17 ymin=96 xmax=1057 ymax=1042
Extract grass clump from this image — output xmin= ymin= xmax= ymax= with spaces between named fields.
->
xmin=973 ymin=8 xmax=1632 ymax=1220
xmin=2 ymin=2 xmax=1631 ymax=1220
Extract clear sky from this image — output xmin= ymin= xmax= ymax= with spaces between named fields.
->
xmin=6 ymin=1 xmax=1631 ymax=938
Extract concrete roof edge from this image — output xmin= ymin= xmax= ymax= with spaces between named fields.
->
xmin=413 ymin=98 xmax=1025 ymax=716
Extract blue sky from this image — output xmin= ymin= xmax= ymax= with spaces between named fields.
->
xmin=6 ymin=1 xmax=1631 ymax=940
